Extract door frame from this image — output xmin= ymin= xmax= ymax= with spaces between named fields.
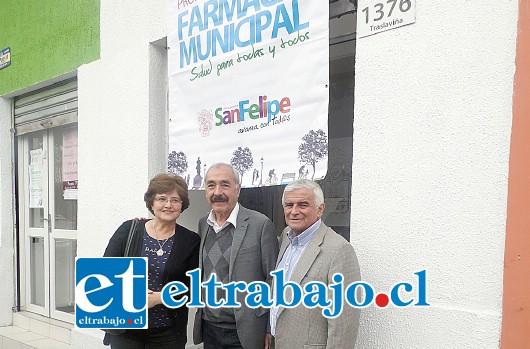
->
xmin=17 ymin=126 xmax=77 ymax=323
xmin=18 ymin=130 xmax=50 ymax=317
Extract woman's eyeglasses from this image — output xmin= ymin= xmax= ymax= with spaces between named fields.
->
xmin=154 ymin=196 xmax=182 ymax=205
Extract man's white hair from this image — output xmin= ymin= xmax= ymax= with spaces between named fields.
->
xmin=282 ymin=179 xmax=324 ymax=206
xmin=205 ymin=162 xmax=241 ymax=187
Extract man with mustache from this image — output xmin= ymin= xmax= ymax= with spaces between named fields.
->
xmin=193 ymin=163 xmax=279 ymax=349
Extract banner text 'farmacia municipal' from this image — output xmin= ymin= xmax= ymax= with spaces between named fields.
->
xmin=175 ymin=0 xmax=308 ymax=69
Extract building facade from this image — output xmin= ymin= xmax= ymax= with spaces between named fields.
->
xmin=0 ymin=0 xmax=528 ymax=348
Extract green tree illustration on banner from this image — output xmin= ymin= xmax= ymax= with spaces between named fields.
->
xmin=231 ymin=147 xmax=254 ymax=183
xmin=298 ymin=129 xmax=328 ymax=180
xmin=168 ymin=150 xmax=188 ymax=176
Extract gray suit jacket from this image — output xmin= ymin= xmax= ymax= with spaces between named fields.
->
xmin=274 ymin=223 xmax=360 ymax=349
xmin=193 ymin=205 xmax=279 ymax=349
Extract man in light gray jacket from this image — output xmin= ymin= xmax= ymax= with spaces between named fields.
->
xmin=266 ymin=179 xmax=361 ymax=349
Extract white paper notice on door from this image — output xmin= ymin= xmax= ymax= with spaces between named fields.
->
xmin=29 ymin=149 xmax=44 ymax=208
xmin=62 ymin=126 xmax=78 ymax=200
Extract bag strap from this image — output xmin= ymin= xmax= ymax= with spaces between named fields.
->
xmin=124 ymin=219 xmax=138 ymax=257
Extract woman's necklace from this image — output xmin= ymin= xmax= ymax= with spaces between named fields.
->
xmin=152 ymin=221 xmax=171 ymax=256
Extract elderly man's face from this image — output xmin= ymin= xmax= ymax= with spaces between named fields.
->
xmin=283 ymin=188 xmax=325 ymax=236
xmin=205 ymin=165 xmax=240 ymax=218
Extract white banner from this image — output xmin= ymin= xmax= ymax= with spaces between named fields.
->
xmin=168 ymin=0 xmax=329 ymax=189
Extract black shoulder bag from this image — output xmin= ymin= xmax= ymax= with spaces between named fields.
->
xmin=103 ymin=219 xmax=139 ymax=342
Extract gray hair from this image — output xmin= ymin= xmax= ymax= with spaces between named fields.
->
xmin=282 ymin=179 xmax=325 ymax=207
xmin=205 ymin=163 xmax=241 ymax=187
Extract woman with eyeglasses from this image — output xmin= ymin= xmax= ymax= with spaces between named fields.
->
xmin=103 ymin=173 xmax=200 ymax=349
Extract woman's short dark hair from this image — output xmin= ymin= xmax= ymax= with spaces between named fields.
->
xmin=144 ymin=173 xmax=190 ymax=214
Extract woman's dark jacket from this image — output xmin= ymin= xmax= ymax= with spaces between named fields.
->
xmin=103 ymin=219 xmax=200 ymax=339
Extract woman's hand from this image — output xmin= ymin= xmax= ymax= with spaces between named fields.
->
xmin=265 ymin=333 xmax=273 ymax=349
xmin=147 ymin=289 xmax=162 ymax=308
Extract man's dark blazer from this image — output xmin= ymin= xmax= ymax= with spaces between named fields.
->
xmin=193 ymin=205 xmax=279 ymax=349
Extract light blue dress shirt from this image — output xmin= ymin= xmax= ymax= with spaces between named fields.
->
xmin=270 ymin=219 xmax=322 ymax=336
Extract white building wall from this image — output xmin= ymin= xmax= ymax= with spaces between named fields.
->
xmin=352 ymin=1 xmax=517 ymax=348
xmin=72 ymin=0 xmax=170 ymax=346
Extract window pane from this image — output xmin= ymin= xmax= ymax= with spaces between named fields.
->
xmin=320 ymin=62 xmax=355 ymax=240
xmin=54 ymin=239 xmax=77 ymax=314
xmin=30 ymin=237 xmax=45 ymax=306
xmin=28 ymin=133 xmax=45 ymax=228
xmin=53 ymin=124 xmax=78 ymax=230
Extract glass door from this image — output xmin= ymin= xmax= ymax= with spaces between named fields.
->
xmin=18 ymin=123 xmax=78 ymax=322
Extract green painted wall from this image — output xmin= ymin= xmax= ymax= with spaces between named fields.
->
xmin=0 ymin=0 xmax=100 ymax=95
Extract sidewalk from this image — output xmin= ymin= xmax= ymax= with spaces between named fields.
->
xmin=0 ymin=313 xmax=71 ymax=349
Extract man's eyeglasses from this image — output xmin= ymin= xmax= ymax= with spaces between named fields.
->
xmin=154 ymin=196 xmax=182 ymax=205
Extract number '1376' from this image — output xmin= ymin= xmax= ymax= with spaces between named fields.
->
xmin=362 ymin=0 xmax=412 ymax=24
